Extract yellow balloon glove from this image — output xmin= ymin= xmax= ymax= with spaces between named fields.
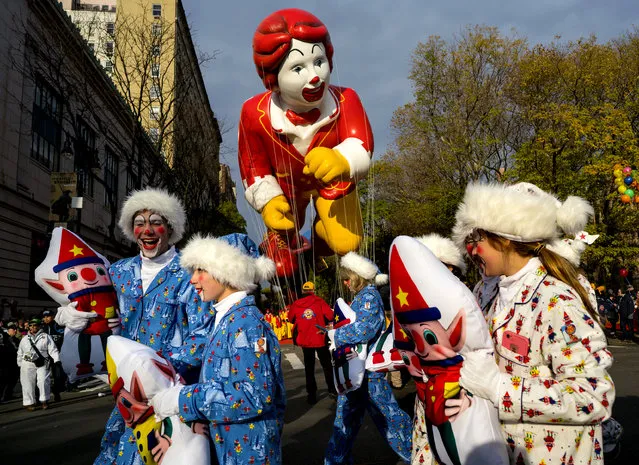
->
xmin=303 ymin=147 xmax=350 ymax=184
xmin=261 ymin=195 xmax=295 ymax=231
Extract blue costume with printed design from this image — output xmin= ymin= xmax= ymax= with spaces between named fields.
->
xmin=325 ymin=285 xmax=412 ymax=465
xmin=94 ymin=253 xmax=213 ymax=465
xmin=178 ymin=294 xmax=286 ymax=465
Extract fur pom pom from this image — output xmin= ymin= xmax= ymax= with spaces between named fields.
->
xmin=556 ymin=196 xmax=594 ymax=236
xmin=255 ymin=256 xmax=276 ymax=282
xmin=375 ymin=273 xmax=389 ymax=286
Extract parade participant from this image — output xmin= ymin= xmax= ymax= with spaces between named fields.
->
xmin=54 ymin=188 xmax=211 ymax=465
xmin=16 ymin=318 xmax=60 ymax=411
xmin=149 ymin=233 xmax=286 ymax=465
xmin=0 ymin=321 xmax=20 ymax=402
xmin=451 ymin=182 xmax=615 ymax=465
xmin=239 ymin=8 xmax=374 ymax=278
xmin=289 ymin=281 xmax=337 ymax=404
xmin=42 ymin=309 xmax=65 ymax=401
xmin=324 ymin=252 xmax=412 ymax=465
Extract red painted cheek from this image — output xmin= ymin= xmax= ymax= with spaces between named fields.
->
xmin=465 ymin=244 xmax=473 ymax=254
xmin=133 ymin=226 xmax=143 ymax=236
xmin=475 ymin=245 xmax=483 ymax=254
xmin=156 ymin=226 xmax=166 ymax=234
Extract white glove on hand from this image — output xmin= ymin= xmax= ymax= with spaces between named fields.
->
xmin=149 ymin=384 xmax=183 ymax=421
xmin=107 ymin=311 xmax=121 ymax=335
xmin=459 ymin=350 xmax=504 ymax=407
xmin=55 ymin=301 xmax=97 ymax=332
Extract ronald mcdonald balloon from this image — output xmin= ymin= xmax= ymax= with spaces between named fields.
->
xmin=35 ymin=227 xmax=116 ymax=382
xmin=106 ymin=336 xmax=210 ymax=465
xmin=389 ymin=236 xmax=509 ymax=465
xmin=238 ymin=8 xmax=372 ymax=278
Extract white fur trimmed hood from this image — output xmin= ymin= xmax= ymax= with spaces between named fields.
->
xmin=118 ymin=188 xmax=186 ymax=244
xmin=340 ymin=252 xmax=388 ymax=286
xmin=180 ymin=234 xmax=275 ymax=291
xmin=415 ymin=234 xmax=467 ymax=275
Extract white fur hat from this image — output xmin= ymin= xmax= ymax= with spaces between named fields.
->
xmin=415 ymin=234 xmax=467 ymax=275
xmin=453 ymin=182 xmax=593 ymax=247
xmin=180 ymin=233 xmax=275 ymax=291
xmin=340 ymin=252 xmax=388 ymax=286
xmin=118 ymin=188 xmax=186 ymax=244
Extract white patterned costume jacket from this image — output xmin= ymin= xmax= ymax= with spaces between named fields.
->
xmin=486 ymin=259 xmax=614 ymax=465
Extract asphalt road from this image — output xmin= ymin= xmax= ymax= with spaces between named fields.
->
xmin=0 ymin=341 xmax=636 ymax=465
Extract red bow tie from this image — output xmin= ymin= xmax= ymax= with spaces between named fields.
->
xmin=285 ymin=108 xmax=321 ymax=126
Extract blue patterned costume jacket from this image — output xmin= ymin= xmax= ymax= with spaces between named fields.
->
xmin=326 ymin=285 xmax=412 ymax=465
xmin=94 ymin=253 xmax=213 ymax=465
xmin=177 ymin=294 xmax=286 ymax=465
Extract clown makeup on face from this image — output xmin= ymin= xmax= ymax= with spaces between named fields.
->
xmin=465 ymin=229 xmax=508 ymax=277
xmin=133 ymin=211 xmax=171 ymax=258
xmin=277 ymin=39 xmax=330 ymax=110
xmin=189 ymin=269 xmax=236 ymax=303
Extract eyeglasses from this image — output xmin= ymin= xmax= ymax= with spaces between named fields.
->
xmin=464 ymin=229 xmax=484 ymax=247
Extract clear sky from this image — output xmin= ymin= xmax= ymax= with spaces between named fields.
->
xmin=182 ymin=0 xmax=639 ymax=242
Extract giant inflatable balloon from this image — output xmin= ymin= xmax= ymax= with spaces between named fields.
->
xmin=106 ymin=336 xmax=210 ymax=465
xmin=389 ymin=236 xmax=508 ymax=465
xmin=238 ymin=8 xmax=372 ymax=279
xmin=35 ymin=227 xmax=115 ymax=382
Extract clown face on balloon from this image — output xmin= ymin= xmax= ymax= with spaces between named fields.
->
xmin=239 ymin=8 xmax=374 ymax=281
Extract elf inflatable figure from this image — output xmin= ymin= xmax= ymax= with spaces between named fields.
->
xmin=35 ymin=227 xmax=116 ymax=380
xmin=106 ymin=336 xmax=209 ymax=465
xmin=389 ymin=236 xmax=509 ymax=465
xmin=329 ymin=298 xmax=367 ymax=394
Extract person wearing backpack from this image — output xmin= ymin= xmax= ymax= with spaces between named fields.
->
xmin=16 ymin=318 xmax=60 ymax=410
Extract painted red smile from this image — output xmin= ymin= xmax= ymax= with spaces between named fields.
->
xmin=303 ymin=82 xmax=325 ymax=102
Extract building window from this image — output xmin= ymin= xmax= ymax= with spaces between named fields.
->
xmin=106 ymin=22 xmax=114 ymax=36
xmin=126 ymin=168 xmax=138 ymax=194
xmin=150 ymin=106 xmax=160 ymax=120
xmin=149 ymin=85 xmax=160 ymax=99
xmin=75 ymin=117 xmax=96 ymax=197
xmin=88 ymin=42 xmax=95 ymax=53
xmin=104 ymin=147 xmax=118 ymax=207
xmin=152 ymin=44 xmax=161 ymax=57
xmin=149 ymin=127 xmax=159 ymax=143
xmin=29 ymin=232 xmax=53 ymax=300
xmin=101 ymin=5 xmax=109 ymax=12
xmin=152 ymin=23 xmax=162 ymax=36
xmin=104 ymin=60 xmax=113 ymax=74
xmin=105 ymin=41 xmax=114 ymax=56
xmin=31 ymin=78 xmax=62 ymax=169
xmin=152 ymin=4 xmax=162 ymax=17
xmin=151 ymin=63 xmax=160 ymax=78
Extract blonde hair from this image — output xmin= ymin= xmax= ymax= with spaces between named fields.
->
xmin=483 ymin=231 xmax=598 ymax=324
xmin=340 ymin=269 xmax=371 ymax=294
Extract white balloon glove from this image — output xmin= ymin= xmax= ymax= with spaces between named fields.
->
xmin=459 ymin=350 xmax=505 ymax=408
xmin=148 ymin=384 xmax=183 ymax=421
xmin=55 ymin=301 xmax=97 ymax=332
xmin=326 ymin=329 xmax=337 ymax=351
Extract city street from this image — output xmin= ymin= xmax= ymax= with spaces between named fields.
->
xmin=0 ymin=342 xmax=636 ymax=465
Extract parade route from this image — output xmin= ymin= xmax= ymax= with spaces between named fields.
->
xmin=0 ymin=342 xmax=636 ymax=465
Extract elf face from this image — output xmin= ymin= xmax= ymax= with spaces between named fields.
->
xmin=133 ymin=211 xmax=172 ymax=258
xmin=277 ymin=39 xmax=330 ymax=110
xmin=58 ymin=263 xmax=111 ymax=293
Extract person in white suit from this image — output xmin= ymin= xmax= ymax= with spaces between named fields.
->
xmin=17 ymin=318 xmax=59 ymax=410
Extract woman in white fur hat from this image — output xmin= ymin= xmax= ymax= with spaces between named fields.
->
xmin=149 ymin=233 xmax=286 ymax=465
xmin=450 ymin=182 xmax=614 ymax=465
xmin=325 ymin=252 xmax=412 ymax=465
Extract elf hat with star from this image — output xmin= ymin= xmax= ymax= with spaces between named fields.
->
xmin=35 ymin=227 xmax=110 ymax=305
xmin=389 ymin=235 xmax=493 ymax=353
